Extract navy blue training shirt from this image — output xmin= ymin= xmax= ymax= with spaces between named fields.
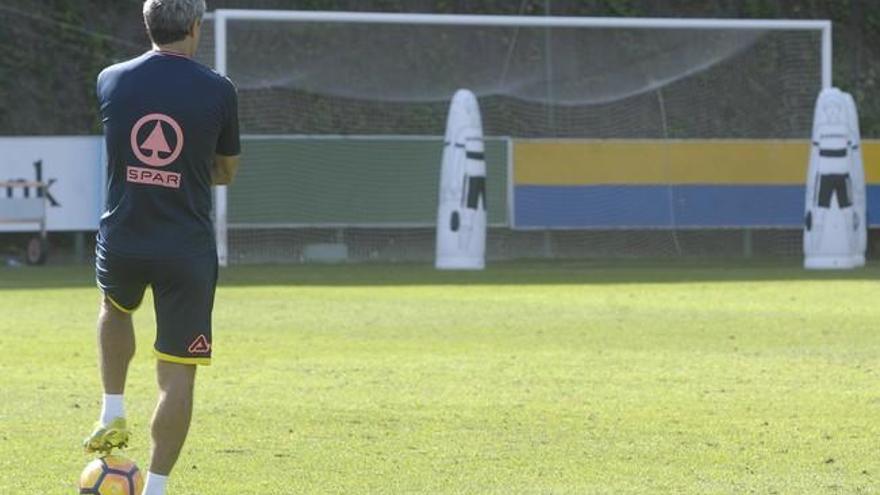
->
xmin=97 ymin=50 xmax=239 ymax=258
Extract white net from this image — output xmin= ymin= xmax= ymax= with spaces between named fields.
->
xmin=196 ymin=14 xmax=825 ymax=263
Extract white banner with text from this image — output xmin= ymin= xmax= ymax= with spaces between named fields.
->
xmin=0 ymin=136 xmax=104 ymax=232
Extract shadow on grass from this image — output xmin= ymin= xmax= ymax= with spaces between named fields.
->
xmin=0 ymin=258 xmax=878 ymax=290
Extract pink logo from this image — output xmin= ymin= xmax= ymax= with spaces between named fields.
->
xmin=188 ymin=334 xmax=211 ymax=354
xmin=127 ymin=166 xmax=181 ymax=189
xmin=130 ymin=113 xmax=183 ymax=167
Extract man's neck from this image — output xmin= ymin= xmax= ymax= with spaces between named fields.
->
xmin=153 ymin=41 xmax=193 ymax=58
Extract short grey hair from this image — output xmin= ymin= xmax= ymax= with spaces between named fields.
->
xmin=143 ymin=0 xmax=206 ymax=45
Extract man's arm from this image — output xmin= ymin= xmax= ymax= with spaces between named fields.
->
xmin=214 ymin=77 xmax=240 ymax=185
xmin=212 ymin=154 xmax=240 ymax=185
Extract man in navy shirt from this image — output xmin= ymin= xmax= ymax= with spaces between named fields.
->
xmin=84 ymin=1 xmax=240 ymax=493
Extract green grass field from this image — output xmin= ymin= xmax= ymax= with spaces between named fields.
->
xmin=1 ymin=260 xmax=879 ymax=494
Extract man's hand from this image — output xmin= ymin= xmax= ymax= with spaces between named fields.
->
xmin=212 ymin=154 xmax=240 ymax=185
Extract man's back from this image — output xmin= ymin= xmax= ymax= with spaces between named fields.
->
xmin=97 ymin=50 xmax=239 ymax=258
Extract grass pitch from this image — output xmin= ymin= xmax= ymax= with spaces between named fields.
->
xmin=0 ymin=260 xmax=879 ymax=494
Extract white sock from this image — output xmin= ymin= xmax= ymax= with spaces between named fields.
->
xmin=142 ymin=472 xmax=169 ymax=495
xmin=100 ymin=393 xmax=125 ymax=425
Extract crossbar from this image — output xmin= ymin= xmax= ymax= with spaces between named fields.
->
xmin=213 ymin=10 xmax=829 ymax=31
xmin=210 ymin=10 xmax=831 ymax=87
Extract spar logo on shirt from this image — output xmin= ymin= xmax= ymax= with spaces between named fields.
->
xmin=127 ymin=113 xmax=184 ymax=189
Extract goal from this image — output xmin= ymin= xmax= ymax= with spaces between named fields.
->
xmin=199 ymin=11 xmax=831 ymax=265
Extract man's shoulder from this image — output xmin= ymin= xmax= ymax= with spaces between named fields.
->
xmin=195 ymin=65 xmax=236 ymax=93
xmin=97 ymin=52 xmax=152 ymax=87
xmin=175 ymin=60 xmax=236 ymax=99
xmin=100 ymin=52 xmax=152 ymax=76
xmin=97 ymin=52 xmax=235 ymax=101
xmin=98 ymin=52 xmax=224 ymax=82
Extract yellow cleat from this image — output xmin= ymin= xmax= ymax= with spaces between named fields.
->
xmin=83 ymin=417 xmax=130 ymax=454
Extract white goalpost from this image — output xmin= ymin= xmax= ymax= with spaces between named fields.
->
xmin=205 ymin=10 xmax=832 ymax=266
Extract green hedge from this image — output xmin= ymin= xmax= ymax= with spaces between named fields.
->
xmin=0 ymin=0 xmax=876 ymax=136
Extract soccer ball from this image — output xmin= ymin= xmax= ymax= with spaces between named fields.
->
xmin=79 ymin=455 xmax=144 ymax=495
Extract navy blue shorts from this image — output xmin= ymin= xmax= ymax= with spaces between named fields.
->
xmin=96 ymin=245 xmax=218 ymax=365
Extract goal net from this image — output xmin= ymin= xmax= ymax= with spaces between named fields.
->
xmin=198 ymin=11 xmax=830 ymax=265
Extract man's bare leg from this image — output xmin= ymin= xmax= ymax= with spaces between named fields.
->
xmin=84 ymin=297 xmax=136 ymax=452
xmin=148 ymin=361 xmax=197 ymax=475
xmin=99 ymin=297 xmax=136 ymax=394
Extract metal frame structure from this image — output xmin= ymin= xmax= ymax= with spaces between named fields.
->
xmin=0 ymin=180 xmax=49 ymax=264
xmin=0 ymin=181 xmax=48 ymax=230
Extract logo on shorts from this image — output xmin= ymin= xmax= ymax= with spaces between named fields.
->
xmin=187 ymin=334 xmax=211 ymax=354
xmin=127 ymin=113 xmax=184 ymax=189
